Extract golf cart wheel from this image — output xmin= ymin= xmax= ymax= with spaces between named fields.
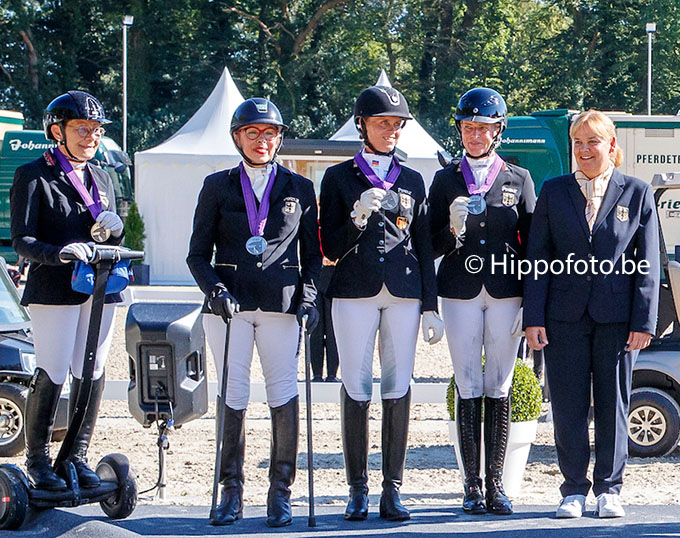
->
xmin=0 ymin=383 xmax=26 ymax=457
xmin=0 ymin=467 xmax=28 ymax=530
xmin=628 ymin=387 xmax=680 ymax=458
xmin=96 ymin=453 xmax=137 ymax=520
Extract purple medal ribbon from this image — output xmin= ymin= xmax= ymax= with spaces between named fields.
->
xmin=460 ymin=154 xmax=504 ymax=196
xmin=239 ymin=163 xmax=277 ymax=237
xmin=353 ymin=151 xmax=401 ymax=191
xmin=51 ymin=148 xmax=102 ymax=219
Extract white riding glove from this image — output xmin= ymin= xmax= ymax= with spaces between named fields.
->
xmin=449 ymin=196 xmax=470 ymax=238
xmin=351 ymin=188 xmax=385 ymax=228
xmin=421 ymin=310 xmax=444 ymax=345
xmin=59 ymin=242 xmax=93 ymax=264
xmin=96 ymin=211 xmax=124 ymax=237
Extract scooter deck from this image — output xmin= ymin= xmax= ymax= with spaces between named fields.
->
xmin=28 ymin=480 xmax=119 ymax=508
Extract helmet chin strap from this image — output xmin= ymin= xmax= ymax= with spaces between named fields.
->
xmin=57 ymin=124 xmax=86 ymax=163
xmin=359 ymin=119 xmax=395 ymax=157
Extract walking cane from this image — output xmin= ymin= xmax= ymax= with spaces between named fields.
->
xmin=302 ymin=317 xmax=316 ymax=527
xmin=209 ymin=317 xmax=232 ymax=523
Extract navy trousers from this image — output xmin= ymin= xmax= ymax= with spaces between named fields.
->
xmin=544 ymin=313 xmax=637 ymax=497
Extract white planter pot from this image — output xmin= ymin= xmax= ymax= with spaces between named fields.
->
xmin=448 ymin=419 xmax=537 ymax=497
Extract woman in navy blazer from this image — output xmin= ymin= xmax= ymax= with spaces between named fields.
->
xmin=429 ymin=88 xmax=535 ymax=516
xmin=187 ymin=98 xmax=321 ymax=528
xmin=10 ymin=91 xmax=124 ymax=493
xmin=319 ymin=86 xmax=443 ymax=523
xmin=524 ymin=110 xmax=660 ymax=519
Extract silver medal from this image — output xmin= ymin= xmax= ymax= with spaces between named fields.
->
xmin=381 ymin=190 xmax=399 ymax=211
xmin=90 ymin=222 xmax=110 ymax=243
xmin=468 ymin=195 xmax=487 ymax=216
xmin=245 ymin=236 xmax=267 ymax=255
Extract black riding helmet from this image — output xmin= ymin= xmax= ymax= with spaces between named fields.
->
xmin=353 ymin=86 xmax=412 ymax=156
xmin=454 ymin=87 xmax=507 ymax=158
xmin=43 ymin=91 xmax=110 ymax=162
xmin=230 ymin=98 xmax=287 ymax=166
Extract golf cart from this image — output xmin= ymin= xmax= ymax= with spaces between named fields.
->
xmin=629 ymin=172 xmax=680 ymax=457
xmin=0 ymin=259 xmax=68 ymax=457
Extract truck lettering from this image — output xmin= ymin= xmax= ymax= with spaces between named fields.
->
xmin=636 ymin=154 xmax=680 ymax=165
xmin=7 ymin=139 xmax=54 ymax=152
xmin=501 ymin=138 xmax=546 ymax=144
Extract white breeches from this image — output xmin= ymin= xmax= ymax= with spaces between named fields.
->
xmin=332 ymin=285 xmax=420 ymax=401
xmin=441 ymin=286 xmax=521 ymax=399
xmin=203 ymin=310 xmax=300 ymax=410
xmin=29 ymin=300 xmax=117 ymax=385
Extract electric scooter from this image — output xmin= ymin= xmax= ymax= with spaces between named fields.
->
xmin=0 ymin=245 xmax=143 ymax=530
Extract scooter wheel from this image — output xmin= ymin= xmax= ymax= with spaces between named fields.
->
xmin=96 ymin=454 xmax=138 ymax=520
xmin=0 ymin=467 xmax=28 ymax=530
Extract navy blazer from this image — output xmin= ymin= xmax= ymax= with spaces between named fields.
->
xmin=10 ymin=150 xmax=123 ymax=306
xmin=523 ymin=170 xmax=660 ymax=334
xmin=319 ymin=159 xmax=438 ymax=312
xmin=186 ymin=164 xmax=321 ymax=314
xmin=429 ymin=160 xmax=536 ymax=299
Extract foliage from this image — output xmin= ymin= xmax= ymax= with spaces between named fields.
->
xmin=446 ymin=358 xmax=542 ymax=422
xmin=123 ymin=201 xmax=145 ymax=260
xmin=1 ymin=1 xmax=679 ymax=157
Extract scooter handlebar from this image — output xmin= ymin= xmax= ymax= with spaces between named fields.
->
xmin=60 ymin=245 xmax=145 ymax=264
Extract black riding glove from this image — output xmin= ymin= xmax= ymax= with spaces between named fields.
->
xmin=296 ymin=303 xmax=319 ymax=333
xmin=209 ymin=284 xmax=239 ymax=322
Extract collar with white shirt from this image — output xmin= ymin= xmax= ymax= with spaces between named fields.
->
xmin=242 ymin=161 xmax=277 ymax=201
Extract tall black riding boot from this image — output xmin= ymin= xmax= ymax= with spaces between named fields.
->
xmin=457 ymin=396 xmax=486 ymax=514
xmin=266 ymin=396 xmax=299 ymax=528
xmin=484 ymin=396 xmax=513 ymax=515
xmin=25 ymin=368 xmax=67 ymax=490
xmin=379 ymin=388 xmax=411 ymax=521
xmin=210 ymin=396 xmax=245 ymax=526
xmin=67 ymin=374 xmax=106 ymax=488
xmin=341 ymin=385 xmax=370 ymax=521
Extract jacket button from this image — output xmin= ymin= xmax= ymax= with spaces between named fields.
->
xmin=587 ymin=253 xmax=594 ymax=259
xmin=378 ymin=221 xmax=384 ymax=227
xmin=256 ymin=262 xmax=263 ymax=268
xmin=379 ymin=257 xmax=385 ymax=262
xmin=480 ymin=239 xmax=486 ymax=245
xmin=480 ymin=222 xmax=486 ymax=228
xmin=379 ymin=240 xmax=384 ymax=245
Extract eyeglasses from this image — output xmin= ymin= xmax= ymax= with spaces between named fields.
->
xmin=240 ymin=126 xmax=281 ymax=141
xmin=68 ymin=124 xmax=106 ymax=139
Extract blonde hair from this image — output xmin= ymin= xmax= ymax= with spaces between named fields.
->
xmin=569 ymin=109 xmax=624 ymax=167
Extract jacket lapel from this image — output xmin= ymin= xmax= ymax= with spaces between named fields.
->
xmin=268 ymin=165 xmax=291 ymax=205
xmin=591 ymin=169 xmax=625 ymax=236
xmin=565 ymin=174 xmax=591 ymax=241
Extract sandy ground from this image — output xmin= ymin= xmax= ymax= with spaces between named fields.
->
xmin=7 ymin=304 xmax=680 ymax=510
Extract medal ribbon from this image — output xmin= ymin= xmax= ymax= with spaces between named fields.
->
xmin=239 ymin=163 xmax=277 ymax=237
xmin=460 ymin=154 xmax=504 ymax=196
xmin=353 ymin=151 xmax=402 ymax=191
xmin=52 ymin=148 xmax=102 ymax=219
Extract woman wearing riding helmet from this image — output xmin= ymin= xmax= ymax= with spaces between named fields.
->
xmin=429 ymin=88 xmax=536 ymax=515
xmin=319 ymin=85 xmax=443 ymax=522
xmin=187 ymin=97 xmax=321 ymax=528
xmin=10 ymin=91 xmax=124 ymax=492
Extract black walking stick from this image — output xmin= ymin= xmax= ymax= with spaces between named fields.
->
xmin=209 ymin=317 xmax=232 ymax=524
xmin=302 ymin=318 xmax=316 ymax=527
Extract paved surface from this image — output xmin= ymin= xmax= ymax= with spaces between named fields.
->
xmin=8 ymin=503 xmax=680 ymax=537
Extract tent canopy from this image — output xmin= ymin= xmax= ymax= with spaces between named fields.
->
xmin=134 ymin=67 xmax=244 ymax=284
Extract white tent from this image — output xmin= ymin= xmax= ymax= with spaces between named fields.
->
xmin=134 ymin=67 xmax=244 ymax=284
xmin=330 ymin=70 xmax=445 ymax=188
